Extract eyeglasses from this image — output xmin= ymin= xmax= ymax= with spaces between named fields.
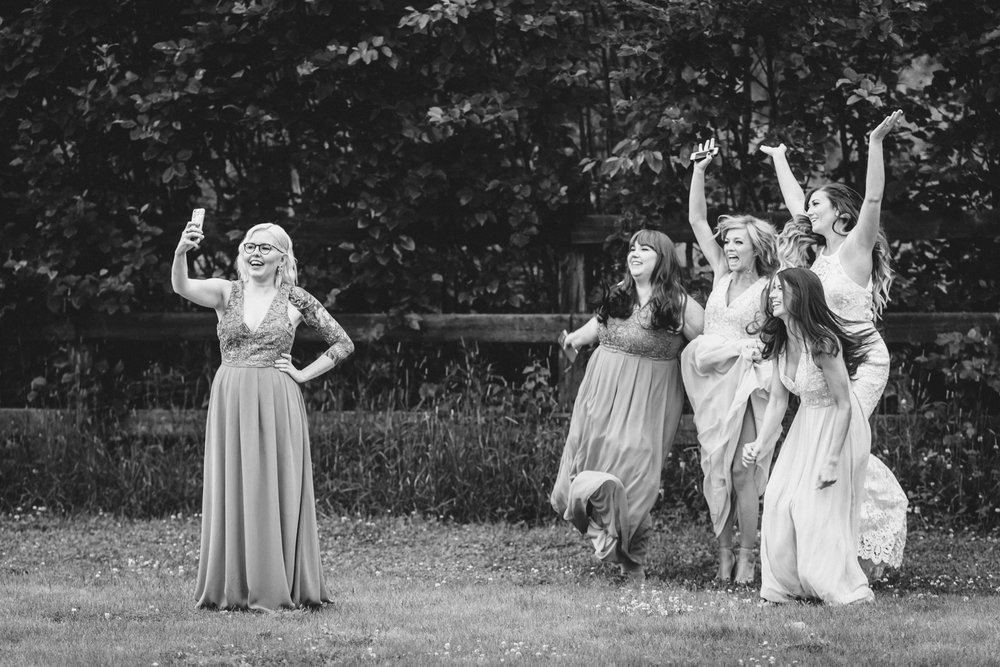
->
xmin=242 ymin=242 xmax=283 ymax=256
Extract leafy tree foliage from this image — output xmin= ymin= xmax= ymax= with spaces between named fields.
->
xmin=0 ymin=0 xmax=996 ymax=324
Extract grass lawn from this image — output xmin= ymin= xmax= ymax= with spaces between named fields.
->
xmin=1 ymin=507 xmax=998 ymax=666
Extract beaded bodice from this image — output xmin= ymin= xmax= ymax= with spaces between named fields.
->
xmin=811 ymin=248 xmax=874 ymax=323
xmin=219 ymin=282 xmax=294 ymax=367
xmin=218 ymin=281 xmax=353 ymax=367
xmin=778 ymin=349 xmax=833 ymax=408
xmin=598 ymin=304 xmax=684 ymax=361
xmin=704 ymin=273 xmax=766 ymax=341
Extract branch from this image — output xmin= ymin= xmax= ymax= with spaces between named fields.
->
xmin=611 ymin=0 xmax=671 ymax=23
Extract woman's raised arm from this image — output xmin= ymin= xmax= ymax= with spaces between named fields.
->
xmin=760 ymin=143 xmax=806 ymax=217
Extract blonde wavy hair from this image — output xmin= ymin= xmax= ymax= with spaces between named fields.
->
xmin=715 ymin=214 xmax=780 ymax=277
xmin=236 ymin=223 xmax=299 ymax=287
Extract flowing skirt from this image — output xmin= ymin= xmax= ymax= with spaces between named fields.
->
xmin=760 ymin=391 xmax=874 ymax=605
xmin=852 ymin=332 xmax=908 ymax=572
xmin=195 ymin=365 xmax=331 ymax=610
xmin=680 ymin=334 xmax=772 ymax=536
xmin=550 ymin=347 xmax=683 ymax=568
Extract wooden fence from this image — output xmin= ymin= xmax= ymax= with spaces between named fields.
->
xmin=1 ymin=212 xmax=997 ymax=439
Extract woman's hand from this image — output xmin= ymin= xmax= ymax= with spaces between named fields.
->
xmin=742 ymin=440 xmax=761 ymax=468
xmin=869 ymin=109 xmax=903 ymax=144
xmin=818 ymin=457 xmax=839 ymax=489
xmin=758 ymin=143 xmax=787 ymax=159
xmin=737 ymin=338 xmax=764 ymax=363
xmin=691 ymin=139 xmax=717 ymax=173
xmin=174 ymin=221 xmax=204 ymax=256
xmin=274 ymin=353 xmax=307 ymax=383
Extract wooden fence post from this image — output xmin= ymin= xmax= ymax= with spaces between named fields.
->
xmin=557 ymin=241 xmax=588 ymax=409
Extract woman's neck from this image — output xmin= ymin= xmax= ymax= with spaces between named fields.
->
xmin=635 ymin=281 xmax=653 ymax=307
xmin=821 ymin=233 xmax=846 ymax=255
xmin=245 ymin=276 xmax=278 ymax=293
xmin=730 ymin=268 xmax=759 ymax=287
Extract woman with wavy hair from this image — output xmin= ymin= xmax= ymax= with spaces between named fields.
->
xmin=551 ymin=229 xmax=704 ymax=582
xmin=173 ymin=219 xmax=354 ymax=610
xmin=680 ymin=145 xmax=779 ymax=585
xmin=761 ymin=111 xmax=908 ymax=579
xmin=742 ymin=268 xmax=877 ymax=604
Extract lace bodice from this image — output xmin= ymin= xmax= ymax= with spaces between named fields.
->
xmin=218 ymin=281 xmax=353 ymax=367
xmin=778 ymin=349 xmax=833 ymax=408
xmin=811 ymin=248 xmax=874 ymax=323
xmin=704 ymin=273 xmax=766 ymax=341
xmin=598 ymin=304 xmax=684 ymax=361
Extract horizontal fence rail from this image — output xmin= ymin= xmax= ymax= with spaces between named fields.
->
xmin=4 ymin=311 xmax=997 ymax=346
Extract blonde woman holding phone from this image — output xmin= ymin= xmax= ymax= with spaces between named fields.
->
xmin=173 ymin=214 xmax=354 ymax=611
xmin=680 ymin=140 xmax=779 ymax=585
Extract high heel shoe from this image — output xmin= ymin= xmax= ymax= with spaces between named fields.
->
xmin=716 ymin=547 xmax=736 ymax=581
xmin=734 ymin=546 xmax=756 ymax=585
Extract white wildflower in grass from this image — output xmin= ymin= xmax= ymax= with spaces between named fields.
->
xmin=615 ymin=586 xmax=694 ymax=617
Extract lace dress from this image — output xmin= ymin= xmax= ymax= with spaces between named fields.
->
xmin=550 ymin=305 xmax=685 ymax=570
xmin=811 ymin=249 xmax=908 ymax=572
xmin=680 ymin=273 xmax=772 ymax=536
xmin=759 ymin=349 xmax=874 ymax=604
xmin=195 ymin=280 xmax=353 ymax=610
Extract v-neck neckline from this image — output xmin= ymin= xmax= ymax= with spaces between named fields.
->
xmin=241 ymin=283 xmax=281 ymax=333
xmin=724 ymin=273 xmax=763 ymax=308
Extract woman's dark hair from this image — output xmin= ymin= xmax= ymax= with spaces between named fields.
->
xmin=595 ymin=229 xmax=687 ymax=331
xmin=752 ymin=267 xmax=873 ymax=378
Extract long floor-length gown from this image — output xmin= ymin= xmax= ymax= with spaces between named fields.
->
xmin=550 ymin=305 xmax=685 ymax=570
xmin=759 ymin=348 xmax=875 ymax=604
xmin=195 ymin=280 xmax=352 ymax=610
xmin=811 ymin=248 xmax=908 ymax=573
xmin=681 ymin=273 xmax=771 ymax=536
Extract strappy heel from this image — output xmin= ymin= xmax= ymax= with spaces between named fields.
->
xmin=734 ymin=546 xmax=756 ymax=585
xmin=716 ymin=547 xmax=736 ymax=582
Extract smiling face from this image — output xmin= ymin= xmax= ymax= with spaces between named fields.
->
xmin=768 ymin=276 xmax=792 ymax=320
xmin=723 ymin=227 xmax=755 ymax=274
xmin=627 ymin=239 xmax=659 ymax=283
xmin=242 ymin=229 xmax=284 ymax=282
xmin=805 ymin=190 xmax=842 ymax=237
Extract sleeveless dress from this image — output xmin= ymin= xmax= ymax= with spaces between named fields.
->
xmin=195 ymin=280 xmax=352 ymax=610
xmin=759 ymin=348 xmax=874 ymax=605
xmin=811 ymin=249 xmax=908 ymax=573
xmin=550 ymin=305 xmax=685 ymax=570
xmin=680 ymin=273 xmax=772 ymax=536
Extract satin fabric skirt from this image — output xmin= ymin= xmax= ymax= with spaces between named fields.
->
xmin=195 ymin=365 xmax=331 ymax=610
xmin=680 ymin=334 xmax=772 ymax=536
xmin=550 ymin=346 xmax=683 ymax=568
xmin=760 ymin=391 xmax=874 ymax=605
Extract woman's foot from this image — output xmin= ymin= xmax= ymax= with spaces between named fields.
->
xmin=734 ymin=547 xmax=756 ymax=585
xmin=716 ymin=547 xmax=736 ymax=581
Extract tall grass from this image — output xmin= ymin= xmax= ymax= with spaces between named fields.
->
xmin=2 ymin=334 xmax=999 ymax=529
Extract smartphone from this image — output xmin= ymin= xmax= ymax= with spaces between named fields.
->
xmin=557 ymin=330 xmax=578 ymax=364
xmin=190 ymin=208 xmax=205 ymax=230
xmin=690 ymin=143 xmax=719 ymax=161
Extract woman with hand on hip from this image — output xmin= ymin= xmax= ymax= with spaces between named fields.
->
xmin=760 ymin=111 xmax=908 ymax=579
xmin=680 ymin=142 xmax=779 ymax=584
xmin=172 ymin=218 xmax=354 ymax=611
xmin=551 ymin=229 xmax=704 ymax=582
xmin=743 ymin=268 xmax=877 ymax=605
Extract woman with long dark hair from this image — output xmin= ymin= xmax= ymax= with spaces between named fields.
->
xmin=760 ymin=112 xmax=908 ymax=579
xmin=551 ymin=229 xmax=704 ymax=582
xmin=680 ymin=145 xmax=779 ymax=585
xmin=742 ymin=268 xmax=876 ymax=604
